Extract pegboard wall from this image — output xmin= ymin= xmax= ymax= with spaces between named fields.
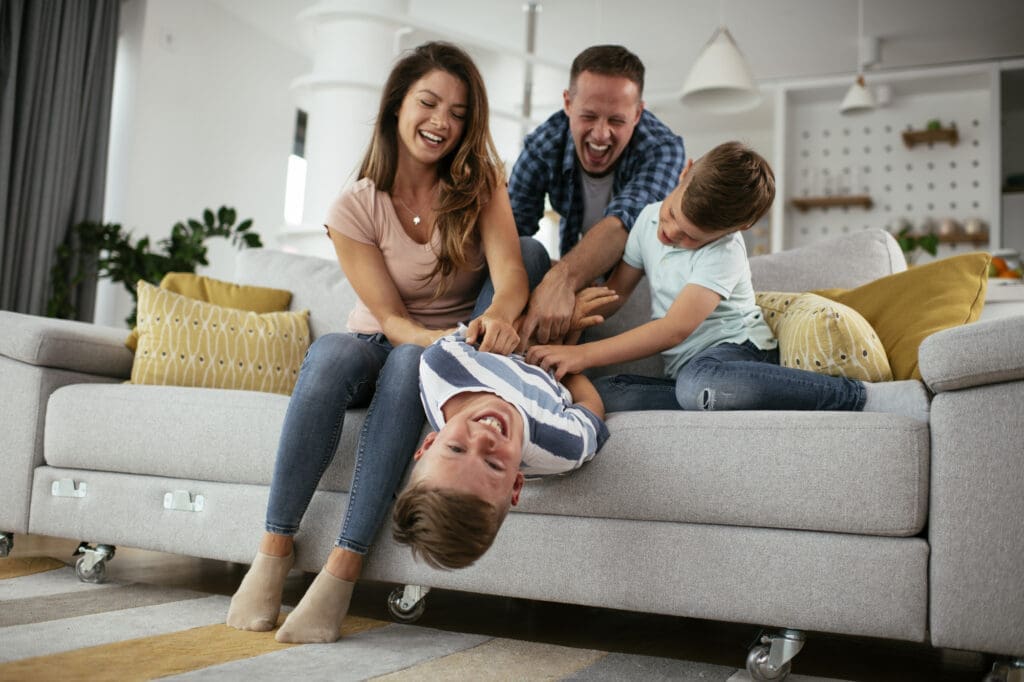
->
xmin=784 ymin=88 xmax=995 ymax=260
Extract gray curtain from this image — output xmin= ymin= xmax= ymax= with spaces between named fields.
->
xmin=0 ymin=0 xmax=120 ymax=319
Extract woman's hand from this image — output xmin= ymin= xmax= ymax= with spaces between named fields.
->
xmin=526 ymin=343 xmax=591 ymax=381
xmin=466 ymin=315 xmax=520 ymax=354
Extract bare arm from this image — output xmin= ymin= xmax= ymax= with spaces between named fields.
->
xmin=528 ymin=283 xmax=722 ymax=380
xmin=465 ymin=183 xmax=529 ymax=354
xmin=330 ymin=231 xmax=452 ymax=347
xmin=561 ymin=373 xmax=605 ymax=420
xmin=520 ymin=216 xmax=629 ymax=345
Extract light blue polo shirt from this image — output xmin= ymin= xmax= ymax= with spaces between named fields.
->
xmin=623 ymin=202 xmax=776 ymax=378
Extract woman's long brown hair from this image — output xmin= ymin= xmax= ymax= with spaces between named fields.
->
xmin=358 ymin=42 xmax=504 ymax=296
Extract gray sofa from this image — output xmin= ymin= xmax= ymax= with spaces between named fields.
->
xmin=2 ymin=229 xmax=1022 ymax=678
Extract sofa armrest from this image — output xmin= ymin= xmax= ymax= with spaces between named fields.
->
xmin=0 ymin=311 xmax=133 ymax=379
xmin=918 ymin=315 xmax=1024 ymax=393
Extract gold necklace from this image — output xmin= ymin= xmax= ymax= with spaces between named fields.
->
xmin=393 ymin=185 xmax=438 ymax=226
xmin=394 ymin=196 xmax=425 ymax=225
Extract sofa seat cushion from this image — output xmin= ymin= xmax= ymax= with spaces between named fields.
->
xmin=43 ymin=383 xmax=389 ymax=492
xmin=519 ymin=409 xmax=930 ymax=537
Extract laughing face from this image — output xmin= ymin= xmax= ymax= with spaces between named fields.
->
xmin=563 ymin=70 xmax=643 ymax=177
xmin=412 ymin=393 xmax=525 ymax=511
xmin=396 ymin=69 xmax=468 ymax=167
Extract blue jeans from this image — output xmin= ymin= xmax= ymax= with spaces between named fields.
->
xmin=265 ymin=236 xmax=551 ymax=554
xmin=266 ymin=333 xmax=425 ymax=553
xmin=594 ymin=341 xmax=866 ymax=413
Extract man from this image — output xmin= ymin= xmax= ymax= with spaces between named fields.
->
xmin=509 ymin=44 xmax=685 ymax=345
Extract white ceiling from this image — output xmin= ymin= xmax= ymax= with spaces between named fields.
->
xmin=210 ymin=0 xmax=1024 ymax=127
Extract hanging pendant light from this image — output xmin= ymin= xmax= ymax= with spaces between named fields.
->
xmin=680 ymin=3 xmax=760 ymax=114
xmin=840 ymin=0 xmax=876 ymax=115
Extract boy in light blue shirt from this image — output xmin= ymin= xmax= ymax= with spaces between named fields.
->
xmin=528 ymin=141 xmax=924 ymax=417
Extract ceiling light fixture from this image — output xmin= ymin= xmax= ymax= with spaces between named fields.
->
xmin=680 ymin=2 xmax=760 ymax=114
xmin=840 ymin=0 xmax=876 ymax=115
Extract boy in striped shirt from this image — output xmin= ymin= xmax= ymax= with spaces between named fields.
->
xmin=392 ymin=327 xmax=609 ymax=569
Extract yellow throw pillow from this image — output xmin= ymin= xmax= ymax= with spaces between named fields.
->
xmin=131 ymin=280 xmax=310 ymax=395
xmin=756 ymin=292 xmax=893 ymax=382
xmin=125 ymin=273 xmax=292 ymax=351
xmin=815 ymin=252 xmax=990 ymax=380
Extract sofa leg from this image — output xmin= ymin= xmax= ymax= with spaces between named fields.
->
xmin=985 ymin=659 xmax=1024 ymax=682
xmin=746 ymin=628 xmax=805 ymax=681
xmin=386 ymin=585 xmax=430 ymax=623
xmin=73 ymin=542 xmax=116 ymax=584
xmin=0 ymin=532 xmax=12 ymax=557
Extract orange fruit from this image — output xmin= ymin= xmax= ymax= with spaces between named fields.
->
xmin=991 ymin=256 xmax=1009 ymax=273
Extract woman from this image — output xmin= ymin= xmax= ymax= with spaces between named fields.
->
xmin=226 ymin=41 xmax=545 ymax=644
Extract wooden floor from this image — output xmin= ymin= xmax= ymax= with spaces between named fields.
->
xmin=9 ymin=533 xmax=996 ymax=682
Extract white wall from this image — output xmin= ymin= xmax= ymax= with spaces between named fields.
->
xmin=97 ymin=0 xmax=309 ymax=326
xmin=783 ymin=74 xmax=996 ymax=263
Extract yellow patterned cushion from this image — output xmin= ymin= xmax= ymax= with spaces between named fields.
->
xmin=815 ymin=252 xmax=990 ymax=380
xmin=126 ymin=273 xmax=292 ymax=351
xmin=131 ymin=280 xmax=310 ymax=394
xmin=756 ymin=291 xmax=893 ymax=382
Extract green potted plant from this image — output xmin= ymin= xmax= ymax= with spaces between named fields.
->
xmin=894 ymin=226 xmax=939 ymax=265
xmin=48 ymin=206 xmax=262 ymax=325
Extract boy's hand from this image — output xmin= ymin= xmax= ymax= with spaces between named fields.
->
xmin=516 ymin=286 xmax=617 ymax=352
xmin=466 ymin=315 xmax=519 ymax=355
xmin=570 ymin=286 xmax=618 ymax=334
xmin=527 ymin=343 xmax=590 ymax=381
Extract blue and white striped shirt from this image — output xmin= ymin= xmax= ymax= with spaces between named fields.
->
xmin=419 ymin=332 xmax=609 ymax=477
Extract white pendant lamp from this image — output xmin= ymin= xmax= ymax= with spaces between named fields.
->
xmin=680 ymin=25 xmax=760 ymax=114
xmin=840 ymin=0 xmax=876 ymax=115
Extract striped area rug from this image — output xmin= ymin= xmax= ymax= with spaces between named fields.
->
xmin=0 ymin=556 xmax=843 ymax=681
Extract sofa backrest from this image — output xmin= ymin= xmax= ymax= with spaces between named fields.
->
xmin=749 ymin=229 xmax=906 ymax=291
xmin=234 ymin=229 xmax=906 ymax=377
xmin=235 ymin=250 xmax=353 ymax=340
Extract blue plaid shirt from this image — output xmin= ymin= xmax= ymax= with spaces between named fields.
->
xmin=508 ymin=109 xmax=685 ymax=256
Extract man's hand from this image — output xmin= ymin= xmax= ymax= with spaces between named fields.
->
xmin=517 ymin=271 xmax=576 ymax=347
xmin=466 ymin=315 xmax=519 ymax=355
xmin=527 ymin=343 xmax=591 ymax=381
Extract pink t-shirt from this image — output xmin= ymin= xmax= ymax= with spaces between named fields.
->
xmin=325 ymin=178 xmax=486 ymax=334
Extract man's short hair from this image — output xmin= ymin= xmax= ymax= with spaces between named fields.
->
xmin=392 ymin=482 xmax=502 ymax=569
xmin=569 ymin=45 xmax=645 ymax=97
xmin=681 ymin=141 xmax=776 ymax=232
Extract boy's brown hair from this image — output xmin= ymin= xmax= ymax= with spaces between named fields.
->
xmin=392 ymin=482 xmax=502 ymax=569
xmin=681 ymin=141 xmax=775 ymax=233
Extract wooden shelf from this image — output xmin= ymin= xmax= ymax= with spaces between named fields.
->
xmin=938 ymin=233 xmax=988 ymax=244
xmin=902 ymin=127 xmax=959 ymax=148
xmin=901 ymin=232 xmax=989 ymax=244
xmin=790 ymin=195 xmax=873 ymax=212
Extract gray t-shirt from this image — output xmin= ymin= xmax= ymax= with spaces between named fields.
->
xmin=579 ymin=166 xmax=615 ymax=235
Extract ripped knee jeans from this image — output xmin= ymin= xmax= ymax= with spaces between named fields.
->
xmin=594 ymin=341 xmax=865 ymax=413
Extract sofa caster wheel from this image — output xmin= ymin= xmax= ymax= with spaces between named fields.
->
xmin=746 ymin=629 xmax=805 ymax=682
xmin=387 ymin=585 xmax=429 ymax=623
xmin=0 ymin=532 xmax=12 ymax=557
xmin=985 ymin=658 xmax=1024 ymax=682
xmin=73 ymin=542 xmax=115 ymax=584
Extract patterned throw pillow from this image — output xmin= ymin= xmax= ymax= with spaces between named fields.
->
xmin=756 ymin=291 xmax=893 ymax=382
xmin=131 ymin=280 xmax=310 ymax=395
xmin=125 ymin=273 xmax=293 ymax=351
xmin=814 ymin=252 xmax=990 ymax=380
